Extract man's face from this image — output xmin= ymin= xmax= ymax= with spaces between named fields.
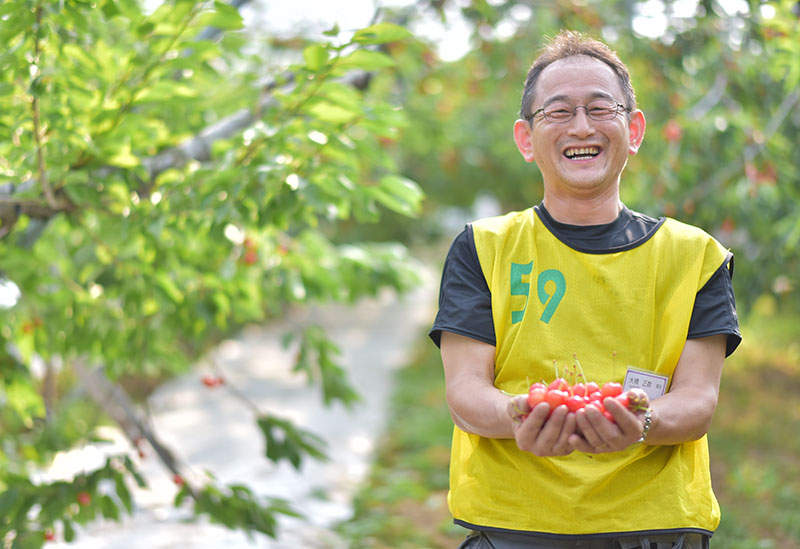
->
xmin=515 ymin=55 xmax=644 ymax=198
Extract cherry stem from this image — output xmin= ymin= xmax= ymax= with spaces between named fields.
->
xmin=573 ymin=354 xmax=587 ymax=384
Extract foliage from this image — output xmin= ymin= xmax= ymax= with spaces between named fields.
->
xmin=0 ymin=456 xmax=145 ymax=546
xmin=0 ymin=0 xmax=422 ymax=545
xmin=384 ymin=0 xmax=800 ymax=311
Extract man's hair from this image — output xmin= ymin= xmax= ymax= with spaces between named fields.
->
xmin=519 ymin=30 xmax=637 ymax=119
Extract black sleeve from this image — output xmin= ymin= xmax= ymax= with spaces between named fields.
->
xmin=687 ymin=254 xmax=742 ymax=357
xmin=428 ymin=225 xmax=496 ymax=348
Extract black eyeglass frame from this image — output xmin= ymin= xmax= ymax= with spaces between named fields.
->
xmin=525 ymin=102 xmax=632 ymax=124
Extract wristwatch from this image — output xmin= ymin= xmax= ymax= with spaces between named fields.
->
xmin=637 ymin=407 xmax=653 ymax=443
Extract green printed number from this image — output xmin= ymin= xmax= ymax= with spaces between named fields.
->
xmin=510 ymin=263 xmax=565 ymax=324
xmin=537 ymin=269 xmax=566 ymax=323
xmin=510 ymin=261 xmax=533 ymax=324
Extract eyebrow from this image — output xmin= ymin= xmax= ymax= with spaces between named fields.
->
xmin=543 ymin=91 xmax=616 ymax=106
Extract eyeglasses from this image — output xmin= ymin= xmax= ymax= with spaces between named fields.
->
xmin=526 ymin=100 xmax=630 ymax=124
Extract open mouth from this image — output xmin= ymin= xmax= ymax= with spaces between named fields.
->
xmin=564 ymin=146 xmax=601 ymax=160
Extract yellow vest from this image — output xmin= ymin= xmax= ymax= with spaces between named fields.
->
xmin=449 ymin=208 xmax=730 ymax=535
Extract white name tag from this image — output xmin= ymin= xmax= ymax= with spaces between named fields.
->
xmin=623 ymin=368 xmax=669 ymax=401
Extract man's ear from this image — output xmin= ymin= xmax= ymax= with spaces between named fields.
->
xmin=628 ymin=109 xmax=646 ymax=155
xmin=513 ymin=119 xmax=536 ymax=163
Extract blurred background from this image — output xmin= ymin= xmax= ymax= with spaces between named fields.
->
xmin=1 ymin=0 xmax=798 ymax=547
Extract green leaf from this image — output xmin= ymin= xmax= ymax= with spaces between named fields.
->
xmin=100 ymin=494 xmax=121 ymax=520
xmin=337 ymin=49 xmax=396 ymax=70
xmin=122 ymin=455 xmax=148 ymax=488
xmin=155 ymin=272 xmax=185 ymax=304
xmin=174 ymin=484 xmax=190 ymax=507
xmin=114 ymin=472 xmax=133 ymax=514
xmin=136 ymin=20 xmax=155 ymax=37
xmin=371 ymin=175 xmax=424 ymax=217
xmin=106 ymin=141 xmax=140 ymax=168
xmin=322 ymin=23 xmax=339 ymax=37
xmin=303 ymin=44 xmax=329 ymax=72
xmin=63 ymin=518 xmax=76 ymax=542
xmin=194 ymin=1 xmax=244 ymax=31
xmin=5 ymin=379 xmax=46 ymax=425
xmin=307 ymin=101 xmax=358 ymax=124
xmin=101 ymin=1 xmax=121 ymax=18
xmin=292 ymin=325 xmax=360 ymax=406
xmin=256 ymin=415 xmax=328 ymax=469
xmin=352 ymin=22 xmax=412 ymax=45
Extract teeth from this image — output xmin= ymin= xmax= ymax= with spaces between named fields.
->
xmin=565 ymin=147 xmax=600 ymax=158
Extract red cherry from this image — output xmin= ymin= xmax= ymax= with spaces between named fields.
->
xmin=721 ymin=217 xmax=735 ymax=233
xmin=571 ymin=382 xmax=586 ymax=397
xmin=600 ymin=382 xmax=623 ymax=398
xmin=663 ymin=119 xmax=682 ymax=142
xmin=77 ymin=491 xmax=91 ymax=506
xmin=586 ymin=400 xmax=605 ymax=413
xmin=201 ymin=375 xmax=224 ymax=388
xmin=173 ymin=474 xmax=184 ymax=486
xmin=527 ymin=387 xmax=547 ymax=408
xmin=587 ymin=391 xmax=603 ymax=402
xmin=585 ymin=381 xmax=600 ymax=395
xmin=242 ymin=249 xmax=258 ymax=265
xmin=566 ymin=394 xmax=587 ymax=412
xmin=548 ymin=378 xmax=569 ymax=392
xmin=544 ymin=389 xmax=569 ymax=410
xmin=44 ymin=530 xmax=55 ymax=542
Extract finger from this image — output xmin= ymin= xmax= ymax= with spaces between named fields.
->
xmin=535 ymin=404 xmax=570 ymax=448
xmin=508 ymin=394 xmax=532 ymax=424
xmin=575 ymin=408 xmax=604 ymax=446
xmin=569 ymin=432 xmax=596 ymax=453
xmin=603 ymin=397 xmax=643 ymax=439
xmin=516 ymin=403 xmax=566 ymax=455
xmin=553 ymin=411 xmax=577 ymax=454
xmin=514 ymin=401 xmax=551 ymax=446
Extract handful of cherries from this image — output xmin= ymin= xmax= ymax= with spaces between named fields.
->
xmin=527 ymin=377 xmax=650 ymax=423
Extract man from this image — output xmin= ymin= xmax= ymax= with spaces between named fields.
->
xmin=429 ymin=30 xmax=741 ymax=548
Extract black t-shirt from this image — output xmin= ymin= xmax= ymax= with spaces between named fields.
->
xmin=430 ymin=204 xmax=741 ymax=357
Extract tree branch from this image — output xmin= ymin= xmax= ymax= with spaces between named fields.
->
xmin=31 ymin=4 xmax=57 ymax=210
xmin=696 ymin=87 xmax=800 ymax=199
xmin=72 ymin=360 xmax=198 ymax=498
xmin=687 ymin=72 xmax=728 ymax=120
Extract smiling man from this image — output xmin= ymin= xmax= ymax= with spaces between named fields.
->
xmin=429 ymin=31 xmax=741 ymax=548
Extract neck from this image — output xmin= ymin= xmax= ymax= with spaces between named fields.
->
xmin=542 ymin=190 xmax=622 ymax=225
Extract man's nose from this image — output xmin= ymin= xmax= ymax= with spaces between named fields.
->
xmin=567 ymin=106 xmax=596 ymax=136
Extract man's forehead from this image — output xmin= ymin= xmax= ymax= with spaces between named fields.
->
xmin=543 ymin=54 xmax=615 ymax=73
xmin=536 ymin=55 xmax=621 ymax=99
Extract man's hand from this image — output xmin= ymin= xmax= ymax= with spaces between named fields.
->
xmin=569 ymin=397 xmax=647 ymax=453
xmin=508 ymin=394 xmax=577 ymax=456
